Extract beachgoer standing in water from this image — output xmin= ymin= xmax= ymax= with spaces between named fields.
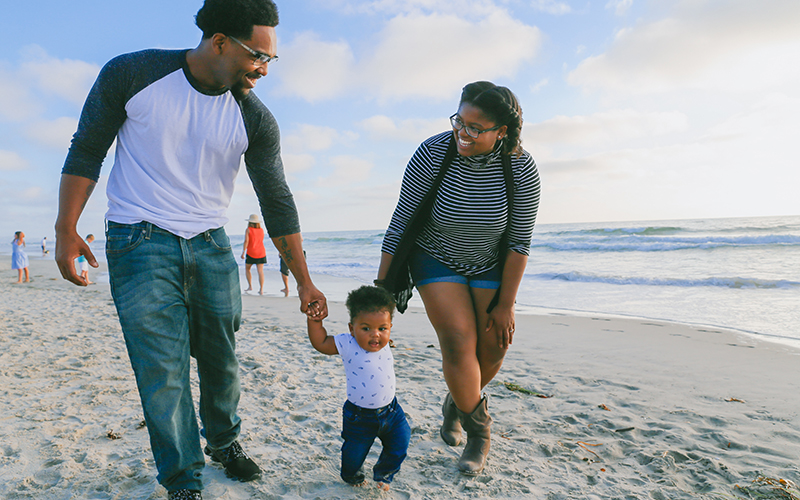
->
xmin=12 ymin=231 xmax=29 ymax=283
xmin=54 ymin=1 xmax=327 ymax=498
xmin=76 ymin=234 xmax=95 ymax=284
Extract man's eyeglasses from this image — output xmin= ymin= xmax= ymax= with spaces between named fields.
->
xmin=229 ymin=36 xmax=279 ymax=66
xmin=450 ymin=113 xmax=502 ymax=139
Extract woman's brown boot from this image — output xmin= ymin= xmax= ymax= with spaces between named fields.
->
xmin=456 ymin=396 xmax=492 ymax=475
xmin=440 ymin=392 xmax=463 ymax=446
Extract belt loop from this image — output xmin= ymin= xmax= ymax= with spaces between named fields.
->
xmin=104 ymin=218 xmax=108 ymax=235
xmin=144 ymin=222 xmax=152 ymax=240
xmin=204 ymin=230 xmax=212 ymax=242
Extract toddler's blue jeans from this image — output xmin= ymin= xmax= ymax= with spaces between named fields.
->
xmin=341 ymin=397 xmax=411 ymax=485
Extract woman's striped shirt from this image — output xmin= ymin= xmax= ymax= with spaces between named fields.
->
xmin=382 ymin=131 xmax=541 ymax=276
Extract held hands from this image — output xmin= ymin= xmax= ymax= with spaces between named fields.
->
xmin=485 ymin=304 xmax=515 ymax=350
xmin=55 ymin=230 xmax=98 ymax=287
xmin=297 ymin=282 xmax=328 ymax=320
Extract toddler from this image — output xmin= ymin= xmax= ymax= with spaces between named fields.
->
xmin=307 ymin=285 xmax=410 ymax=490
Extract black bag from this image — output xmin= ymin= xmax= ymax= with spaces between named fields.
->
xmin=383 ymin=137 xmax=514 ymax=313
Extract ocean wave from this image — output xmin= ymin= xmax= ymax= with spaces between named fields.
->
xmin=530 ymin=234 xmax=800 ymax=252
xmin=535 ymin=272 xmax=800 ymax=289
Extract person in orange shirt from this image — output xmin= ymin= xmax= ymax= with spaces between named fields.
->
xmin=241 ymin=214 xmax=267 ymax=294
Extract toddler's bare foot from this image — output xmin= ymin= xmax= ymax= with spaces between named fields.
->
xmin=350 ymin=480 xmax=367 ymax=488
xmin=377 ymin=482 xmax=390 ymax=491
xmin=244 ymin=287 xmax=252 ymax=292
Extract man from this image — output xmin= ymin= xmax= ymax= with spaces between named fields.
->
xmin=54 ymin=1 xmax=327 ymax=498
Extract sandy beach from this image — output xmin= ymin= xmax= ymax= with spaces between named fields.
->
xmin=1 ymin=259 xmax=798 ymax=499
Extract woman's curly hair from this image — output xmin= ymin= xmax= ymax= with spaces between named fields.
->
xmin=459 ymin=81 xmax=524 ymax=157
xmin=195 ymin=0 xmax=279 ymax=40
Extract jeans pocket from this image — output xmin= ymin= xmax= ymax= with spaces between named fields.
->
xmin=343 ymin=406 xmax=361 ymax=425
xmin=206 ymin=228 xmax=232 ymax=252
xmin=106 ymin=223 xmax=146 ymax=255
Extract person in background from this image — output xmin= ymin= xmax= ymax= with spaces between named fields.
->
xmin=306 ymin=285 xmax=410 ymax=491
xmin=241 ymin=214 xmax=267 ymax=294
xmin=12 ymin=231 xmax=30 ymax=283
xmin=41 ymin=236 xmax=49 ymax=255
xmin=76 ymin=234 xmax=95 ymax=284
xmin=279 ymin=235 xmax=304 ymax=296
xmin=377 ymin=81 xmax=540 ymax=475
xmin=279 ymin=256 xmax=290 ymax=296
xmin=54 ymin=1 xmax=326 ymax=498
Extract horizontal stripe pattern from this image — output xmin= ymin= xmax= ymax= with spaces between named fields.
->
xmin=383 ymin=132 xmax=541 ymax=276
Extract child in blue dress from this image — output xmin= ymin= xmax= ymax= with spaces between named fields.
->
xmin=307 ymin=285 xmax=410 ymax=491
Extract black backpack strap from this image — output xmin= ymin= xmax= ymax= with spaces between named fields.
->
xmin=486 ymin=152 xmax=515 ymax=313
xmin=384 ymin=136 xmax=457 ymax=313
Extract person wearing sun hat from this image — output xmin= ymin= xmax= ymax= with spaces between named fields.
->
xmin=241 ymin=213 xmax=267 ymax=294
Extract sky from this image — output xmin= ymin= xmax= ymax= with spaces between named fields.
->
xmin=1 ymin=0 xmax=799 ymax=242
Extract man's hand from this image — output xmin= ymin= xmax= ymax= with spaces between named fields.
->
xmin=54 ymin=174 xmax=98 ymax=287
xmin=297 ymin=282 xmax=328 ymax=320
xmin=55 ymin=230 xmax=98 ymax=286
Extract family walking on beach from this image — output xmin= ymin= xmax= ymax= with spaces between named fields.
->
xmin=54 ymin=0 xmax=539 ymax=498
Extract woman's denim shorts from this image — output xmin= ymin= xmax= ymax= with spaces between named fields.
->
xmin=408 ymin=247 xmax=500 ymax=289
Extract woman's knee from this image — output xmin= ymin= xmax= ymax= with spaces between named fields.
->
xmin=437 ymin=330 xmax=477 ymax=363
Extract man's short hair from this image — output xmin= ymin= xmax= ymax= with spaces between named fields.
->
xmin=195 ymin=0 xmax=279 ymax=40
xmin=346 ymin=286 xmax=396 ymax=322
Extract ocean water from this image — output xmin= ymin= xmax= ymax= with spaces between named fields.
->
xmin=13 ymin=215 xmax=799 ymax=348
xmin=275 ymin=215 xmax=800 ymax=349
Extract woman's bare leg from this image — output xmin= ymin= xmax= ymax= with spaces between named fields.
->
xmin=256 ymin=263 xmax=265 ymax=294
xmin=470 ymin=287 xmax=509 ymax=388
xmin=244 ymin=263 xmax=253 ymax=291
xmin=417 ymin=282 xmax=482 ymax=413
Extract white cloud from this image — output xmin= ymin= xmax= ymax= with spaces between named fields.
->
xmin=25 ymin=117 xmax=78 ymax=150
xmin=362 ymin=11 xmax=542 ymax=100
xmin=21 ymin=186 xmax=44 ymax=199
xmin=0 ymin=65 xmax=42 ymax=121
xmin=605 ymin=0 xmax=633 ymax=16
xmin=321 ymin=0 xmax=499 ymax=17
xmin=0 ymin=150 xmax=29 ymax=171
xmin=568 ymin=0 xmax=800 ymax=94
xmin=358 ymin=115 xmax=448 ymax=142
xmin=277 ymin=10 xmax=541 ymax=102
xmin=531 ymin=0 xmax=572 ymax=15
xmin=281 ymin=153 xmax=316 ymax=174
xmin=319 ymin=155 xmax=374 ymax=186
xmin=525 ymin=109 xmax=688 ymax=147
xmin=276 ymin=32 xmax=356 ymax=102
xmin=530 ymin=78 xmax=549 ymax=93
xmin=282 ymin=124 xmax=356 ymax=153
xmin=536 ymin=93 xmax=800 ymax=223
xmin=20 ymin=45 xmax=100 ymax=106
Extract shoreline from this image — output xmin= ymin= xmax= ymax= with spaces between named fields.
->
xmin=2 ymin=260 xmax=799 ymax=499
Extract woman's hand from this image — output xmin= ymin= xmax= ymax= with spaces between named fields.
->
xmin=486 ymin=303 xmax=515 ymax=349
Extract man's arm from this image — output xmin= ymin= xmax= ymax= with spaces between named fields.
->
xmin=272 ymin=233 xmax=328 ymax=319
xmin=55 ymin=174 xmax=98 ymax=286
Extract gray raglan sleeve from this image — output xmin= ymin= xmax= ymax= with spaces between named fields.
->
xmin=61 ymin=55 xmax=131 ymax=181
xmin=240 ymin=94 xmax=301 ymax=238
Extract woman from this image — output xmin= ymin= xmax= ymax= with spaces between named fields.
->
xmin=12 ymin=231 xmax=30 ymax=283
xmin=377 ymin=82 xmax=540 ymax=475
xmin=241 ymin=213 xmax=267 ymax=294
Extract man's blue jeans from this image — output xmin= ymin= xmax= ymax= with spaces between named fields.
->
xmin=106 ymin=221 xmax=242 ymax=491
xmin=341 ymin=397 xmax=411 ymax=485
